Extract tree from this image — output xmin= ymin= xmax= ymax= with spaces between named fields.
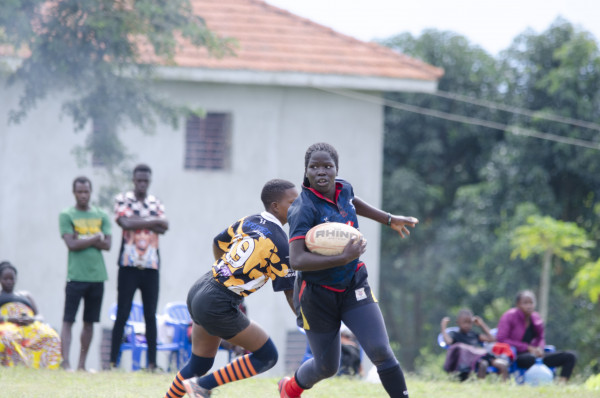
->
xmin=0 ymin=0 xmax=234 ymax=170
xmin=510 ymin=215 xmax=592 ymax=320
xmin=379 ymin=21 xmax=600 ymax=370
xmin=499 ymin=19 xmax=600 ymax=223
xmin=572 ymin=258 xmax=600 ymax=303
xmin=571 ymin=204 xmax=600 ymax=304
xmin=378 ymin=29 xmax=505 ymax=369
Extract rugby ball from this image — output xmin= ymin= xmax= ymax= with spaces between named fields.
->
xmin=305 ymin=222 xmax=363 ymax=256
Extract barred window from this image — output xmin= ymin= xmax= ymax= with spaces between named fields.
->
xmin=185 ymin=112 xmax=232 ymax=170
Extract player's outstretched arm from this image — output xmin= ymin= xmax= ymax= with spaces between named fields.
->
xmin=353 ymin=196 xmax=418 ymax=238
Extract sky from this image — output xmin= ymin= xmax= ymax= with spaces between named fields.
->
xmin=265 ymin=0 xmax=599 ymax=56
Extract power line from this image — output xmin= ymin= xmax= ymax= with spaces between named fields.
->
xmin=430 ymin=90 xmax=600 ymax=132
xmin=317 ymin=88 xmax=600 ymax=151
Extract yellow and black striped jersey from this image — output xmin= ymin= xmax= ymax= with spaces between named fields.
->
xmin=212 ymin=211 xmax=295 ymax=296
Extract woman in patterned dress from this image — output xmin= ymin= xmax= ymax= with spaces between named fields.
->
xmin=0 ymin=261 xmax=62 ymax=369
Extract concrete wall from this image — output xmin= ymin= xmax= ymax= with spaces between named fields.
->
xmin=0 ymin=78 xmax=384 ymax=375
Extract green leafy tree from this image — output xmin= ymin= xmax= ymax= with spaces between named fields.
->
xmin=379 ymin=29 xmax=504 ymax=369
xmin=511 ymin=215 xmax=593 ymax=320
xmin=572 ymin=205 xmax=600 ymax=304
xmin=379 ymin=20 xmax=600 ymax=371
xmin=0 ymin=0 xmax=234 ymax=170
xmin=572 ymin=258 xmax=600 ymax=303
xmin=499 ymin=19 xmax=600 ymax=222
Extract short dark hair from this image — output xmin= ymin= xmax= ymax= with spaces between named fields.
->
xmin=261 ymin=179 xmax=295 ymax=210
xmin=303 ymin=143 xmax=339 ymax=187
xmin=0 ymin=261 xmax=16 ymax=277
xmin=133 ymin=163 xmax=152 ymax=175
xmin=457 ymin=308 xmax=473 ymax=319
xmin=304 ymin=142 xmax=339 ymax=170
xmin=72 ymin=176 xmax=92 ymax=191
xmin=516 ymin=290 xmax=536 ymax=304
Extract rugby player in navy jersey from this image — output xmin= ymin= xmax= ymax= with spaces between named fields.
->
xmin=164 ymin=179 xmax=298 ymax=398
xmin=278 ymin=143 xmax=418 ymax=398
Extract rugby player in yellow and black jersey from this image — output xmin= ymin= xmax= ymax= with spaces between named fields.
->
xmin=211 ymin=210 xmax=295 ymax=301
xmin=164 ymin=179 xmax=298 ymax=398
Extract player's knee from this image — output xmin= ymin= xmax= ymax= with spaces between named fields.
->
xmin=181 ymin=354 xmax=215 ymax=379
xmin=317 ymin=361 xmax=339 ymax=378
xmin=251 ymin=338 xmax=278 ymax=372
xmin=368 ymin=345 xmax=397 ymax=369
xmin=313 ymin=355 xmax=340 ymax=378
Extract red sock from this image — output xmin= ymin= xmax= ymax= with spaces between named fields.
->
xmin=286 ymin=376 xmax=304 ymax=397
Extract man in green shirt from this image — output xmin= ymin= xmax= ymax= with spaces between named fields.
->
xmin=58 ymin=176 xmax=112 ymax=371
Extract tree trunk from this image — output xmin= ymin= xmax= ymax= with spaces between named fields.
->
xmin=539 ymin=249 xmax=553 ymax=321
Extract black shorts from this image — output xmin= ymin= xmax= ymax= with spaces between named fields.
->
xmin=186 ymin=272 xmax=250 ymax=340
xmin=295 ymin=265 xmax=377 ymax=333
xmin=63 ymin=281 xmax=104 ymax=323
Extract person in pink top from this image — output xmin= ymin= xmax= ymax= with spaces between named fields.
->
xmin=496 ymin=290 xmax=577 ymax=382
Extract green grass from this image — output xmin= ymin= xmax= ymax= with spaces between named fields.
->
xmin=0 ymin=367 xmax=598 ymax=397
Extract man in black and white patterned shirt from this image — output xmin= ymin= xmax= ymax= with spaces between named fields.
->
xmin=109 ymin=163 xmax=169 ymax=371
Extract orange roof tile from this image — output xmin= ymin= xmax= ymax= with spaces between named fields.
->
xmin=174 ymin=0 xmax=443 ymax=81
xmin=0 ymin=0 xmax=443 ymax=86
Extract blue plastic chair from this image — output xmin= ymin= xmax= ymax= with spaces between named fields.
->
xmin=162 ymin=302 xmax=193 ymax=367
xmin=109 ymin=302 xmax=180 ymax=371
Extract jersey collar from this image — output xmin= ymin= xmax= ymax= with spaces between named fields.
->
xmin=304 ymin=182 xmax=343 ymax=205
xmin=261 ymin=211 xmax=283 ymax=229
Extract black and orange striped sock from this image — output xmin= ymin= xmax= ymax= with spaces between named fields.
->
xmin=164 ymin=354 xmax=215 ymax=398
xmin=164 ymin=371 xmax=187 ymax=398
xmin=198 ymin=354 xmax=258 ymax=389
xmin=196 ymin=338 xmax=277 ymax=390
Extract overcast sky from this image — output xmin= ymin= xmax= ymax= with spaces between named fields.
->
xmin=265 ymin=0 xmax=599 ymax=55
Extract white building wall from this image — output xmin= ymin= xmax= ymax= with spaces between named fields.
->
xmin=0 ymin=79 xmax=383 ymax=374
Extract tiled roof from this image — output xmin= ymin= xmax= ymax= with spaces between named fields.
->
xmin=172 ymin=0 xmax=443 ymax=81
xmin=0 ymin=0 xmax=443 ymax=85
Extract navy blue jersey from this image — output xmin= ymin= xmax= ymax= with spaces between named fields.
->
xmin=288 ymin=179 xmax=362 ymax=289
xmin=212 ymin=211 xmax=295 ymax=296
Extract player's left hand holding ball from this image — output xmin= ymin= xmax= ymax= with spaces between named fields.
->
xmin=390 ymin=215 xmax=419 ymax=238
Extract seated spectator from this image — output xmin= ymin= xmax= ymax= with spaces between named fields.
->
xmin=441 ymin=308 xmax=509 ymax=381
xmin=0 ymin=261 xmax=62 ymax=369
xmin=497 ymin=290 xmax=577 ymax=382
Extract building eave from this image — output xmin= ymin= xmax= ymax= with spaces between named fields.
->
xmin=154 ymin=65 xmax=438 ymax=93
xmin=1 ymin=56 xmax=438 ymax=93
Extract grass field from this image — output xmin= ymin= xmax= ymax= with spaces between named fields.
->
xmin=1 ymin=367 xmax=599 ymax=398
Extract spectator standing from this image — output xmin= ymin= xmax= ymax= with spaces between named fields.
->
xmin=59 ymin=176 xmax=111 ymax=371
xmin=109 ymin=164 xmax=169 ymax=371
